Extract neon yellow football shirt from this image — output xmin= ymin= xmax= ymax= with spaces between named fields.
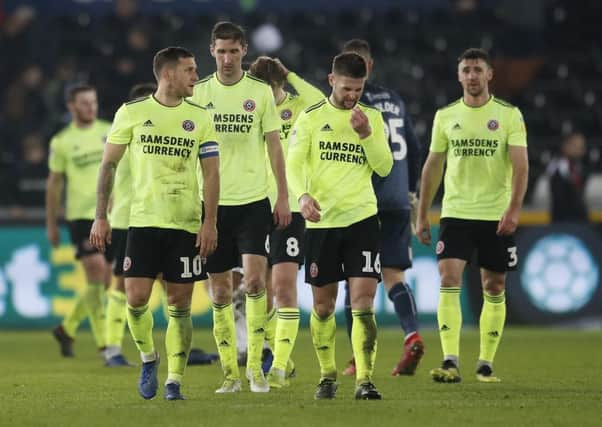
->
xmin=266 ymin=72 xmax=324 ymax=212
xmin=191 ymin=72 xmax=280 ymax=206
xmin=287 ymin=99 xmax=393 ymax=228
xmin=107 ymin=95 xmax=218 ymax=233
xmin=48 ymin=120 xmax=111 ymax=221
xmin=430 ymin=96 xmax=527 ymax=221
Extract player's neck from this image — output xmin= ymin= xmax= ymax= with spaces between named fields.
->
xmin=153 ymin=87 xmax=183 ymax=107
xmin=217 ymin=68 xmax=244 ymax=85
xmin=275 ymin=88 xmax=287 ymax=105
xmin=463 ymin=91 xmax=491 ymax=108
xmin=73 ymin=119 xmax=94 ymax=129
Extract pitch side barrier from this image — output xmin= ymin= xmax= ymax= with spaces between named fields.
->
xmin=0 ymin=213 xmax=600 ymax=328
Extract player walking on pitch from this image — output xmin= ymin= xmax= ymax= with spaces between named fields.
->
xmin=90 ymin=47 xmax=220 ymax=400
xmin=287 ymin=52 xmax=393 ymax=400
xmin=416 ymin=48 xmax=528 ymax=383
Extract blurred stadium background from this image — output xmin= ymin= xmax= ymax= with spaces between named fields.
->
xmin=1 ymin=0 xmax=601 ymax=331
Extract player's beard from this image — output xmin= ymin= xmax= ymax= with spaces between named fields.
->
xmin=332 ymin=92 xmax=357 ymax=110
xmin=74 ymin=110 xmax=96 ymax=125
xmin=466 ymin=82 xmax=484 ymax=97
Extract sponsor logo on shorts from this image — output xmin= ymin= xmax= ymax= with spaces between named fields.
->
xmin=182 ymin=120 xmax=195 ymax=131
xmin=243 ymin=99 xmax=256 ymax=112
xmin=436 ymin=241 xmax=445 ymax=255
xmin=310 ymin=262 xmax=319 ymax=278
xmin=487 ymin=119 xmax=499 ymax=131
xmin=280 ymin=109 xmax=292 ymax=120
xmin=123 ymin=256 xmax=132 ymax=271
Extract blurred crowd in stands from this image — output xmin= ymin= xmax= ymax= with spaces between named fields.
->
xmin=1 ymin=0 xmax=601 ymax=219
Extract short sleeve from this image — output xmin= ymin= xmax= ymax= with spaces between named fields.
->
xmin=199 ymin=109 xmax=219 ymax=159
xmin=48 ymin=136 xmax=65 ymax=173
xmin=429 ymin=110 xmax=448 ymax=152
xmin=261 ymin=87 xmax=281 ymax=135
xmin=508 ymin=107 xmax=527 ymax=147
xmin=107 ymin=104 xmax=134 ymax=145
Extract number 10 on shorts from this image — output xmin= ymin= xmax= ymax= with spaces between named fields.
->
xmin=180 ymin=255 xmax=203 ymax=278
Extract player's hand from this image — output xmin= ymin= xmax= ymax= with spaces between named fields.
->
xmin=273 ymin=196 xmax=292 ymax=230
xmin=47 ymin=223 xmax=60 ymax=248
xmin=89 ymin=219 xmax=112 ymax=252
xmin=196 ymin=220 xmax=217 ymax=258
xmin=416 ymin=215 xmax=431 ymax=245
xmin=497 ymin=207 xmax=519 ymax=236
xmin=409 ymin=192 xmax=418 ymax=235
xmin=299 ymin=194 xmax=321 ymax=223
xmin=350 ymin=107 xmax=371 ymax=139
xmin=274 ymin=57 xmax=289 ymax=76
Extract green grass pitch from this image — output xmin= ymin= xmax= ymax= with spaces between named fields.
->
xmin=1 ymin=328 xmax=601 ymax=426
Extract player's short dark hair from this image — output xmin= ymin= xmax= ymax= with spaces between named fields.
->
xmin=248 ymin=57 xmax=286 ymax=89
xmin=66 ymin=84 xmax=95 ymax=103
xmin=129 ymin=83 xmax=157 ymax=100
xmin=211 ymin=21 xmax=246 ymax=46
xmin=342 ymin=39 xmax=372 ymax=60
xmin=152 ymin=46 xmax=194 ymax=81
xmin=332 ymin=52 xmax=367 ymax=79
xmin=458 ymin=48 xmax=492 ymax=68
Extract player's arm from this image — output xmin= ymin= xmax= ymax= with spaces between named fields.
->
xmin=497 ymin=145 xmax=528 ymax=236
xmin=416 ymin=151 xmax=445 ymax=245
xmin=90 ymin=104 xmax=131 ymax=251
xmin=266 ymin=130 xmax=291 ymax=228
xmin=351 ymin=108 xmax=393 ymax=177
xmin=46 ymin=137 xmax=65 ymax=247
xmin=279 ymin=60 xmax=324 ymax=105
xmin=90 ymin=143 xmax=127 ymax=251
xmin=497 ymin=108 xmax=529 ymax=236
xmin=404 ymin=112 xmax=422 ymax=194
xmin=197 ymin=141 xmax=219 ymax=258
xmin=45 ymin=171 xmax=64 ymax=247
xmin=416 ymin=110 xmax=447 ymax=245
xmin=404 ymin=113 xmax=422 ymax=233
xmin=287 ymin=114 xmax=320 ymax=222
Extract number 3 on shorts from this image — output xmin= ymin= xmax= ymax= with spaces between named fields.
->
xmin=507 ymin=246 xmax=518 ymax=268
xmin=180 ymin=255 xmax=203 ymax=278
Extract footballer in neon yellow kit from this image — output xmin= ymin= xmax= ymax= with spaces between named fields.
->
xmin=104 ymin=83 xmax=158 ymax=367
xmin=90 ymin=47 xmax=220 ymax=401
xmin=287 ymin=52 xmax=393 ymax=400
xmin=47 ymin=84 xmax=116 ymax=362
xmin=416 ymin=48 xmax=528 ymax=384
xmin=248 ymin=56 xmax=325 ymax=388
xmin=190 ymin=22 xmax=291 ymax=394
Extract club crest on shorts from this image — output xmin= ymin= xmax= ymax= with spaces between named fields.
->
xmin=280 ymin=109 xmax=292 ymax=120
xmin=182 ymin=120 xmax=195 ymax=132
xmin=310 ymin=262 xmax=319 ymax=278
xmin=436 ymin=241 xmax=445 ymax=255
xmin=123 ymin=256 xmax=132 ymax=271
xmin=487 ymin=119 xmax=499 ymax=131
xmin=243 ymin=99 xmax=256 ymax=112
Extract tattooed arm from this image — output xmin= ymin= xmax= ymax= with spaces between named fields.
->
xmin=89 ymin=143 xmax=127 ymax=251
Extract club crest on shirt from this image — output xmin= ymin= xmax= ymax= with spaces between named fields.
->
xmin=182 ymin=120 xmax=195 ymax=132
xmin=243 ymin=99 xmax=256 ymax=112
xmin=280 ymin=109 xmax=292 ymax=120
xmin=487 ymin=119 xmax=499 ymax=131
